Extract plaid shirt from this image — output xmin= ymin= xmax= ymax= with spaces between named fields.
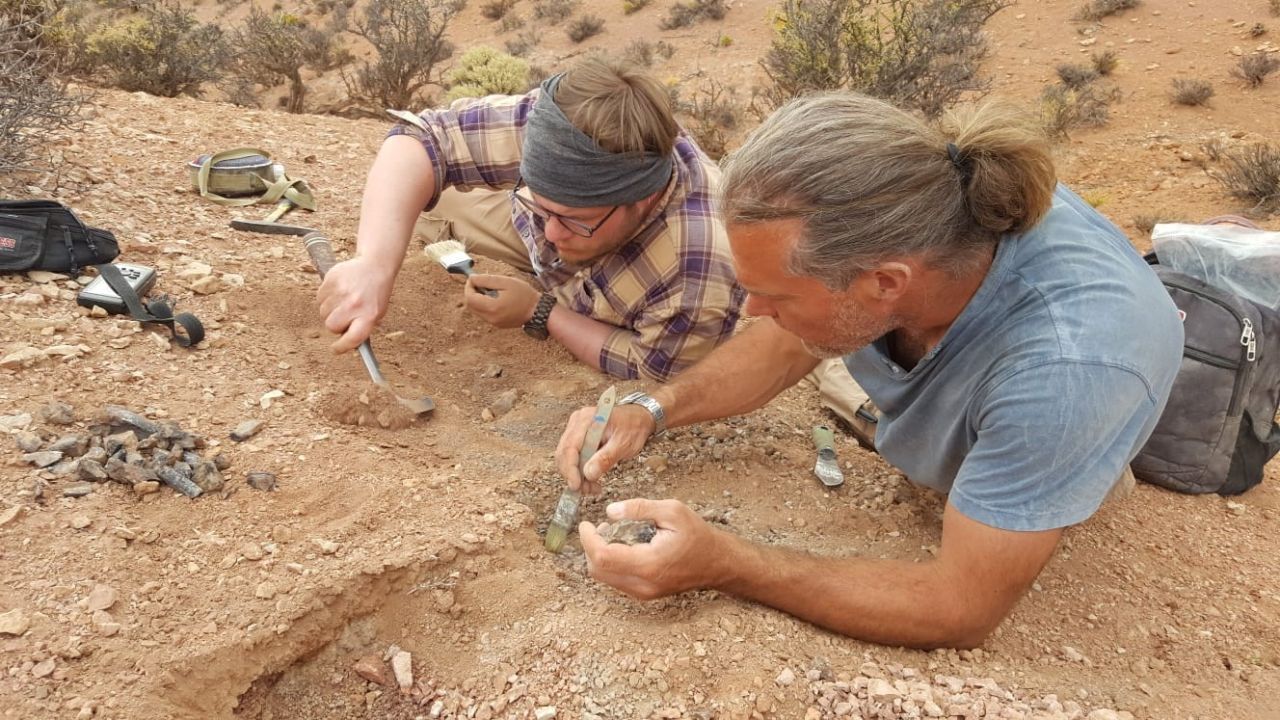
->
xmin=388 ymin=91 xmax=744 ymax=382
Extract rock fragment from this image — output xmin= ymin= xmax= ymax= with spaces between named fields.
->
xmin=391 ymin=651 xmax=413 ymax=692
xmin=23 ymin=451 xmax=63 ymax=468
xmin=353 ymin=655 xmax=390 ymax=686
xmin=488 ymin=389 xmax=519 ymax=418
xmin=0 ymin=608 xmax=31 ymax=636
xmin=15 ymin=430 xmax=43 ymax=452
xmin=246 ymin=471 xmax=277 ymax=491
xmin=230 ymin=419 xmax=265 ymax=442
xmin=39 ymin=401 xmax=75 ymax=424
xmin=85 ymin=584 xmax=117 ymax=612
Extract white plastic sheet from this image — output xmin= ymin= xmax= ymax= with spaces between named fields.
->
xmin=1152 ymin=222 xmax=1280 ymax=311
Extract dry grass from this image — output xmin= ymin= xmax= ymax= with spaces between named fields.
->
xmin=481 ymin=0 xmax=518 ymax=20
xmin=1216 ymin=143 xmax=1280 ymax=213
xmin=1041 ymin=82 xmax=1118 ymax=138
xmin=1133 ymin=212 xmax=1188 ymax=236
xmin=1075 ymin=0 xmax=1140 ymax=21
xmin=622 ymin=0 xmax=652 ymax=14
xmin=1056 ymin=63 xmax=1098 ymax=89
xmin=1091 ymin=49 xmax=1118 ymax=75
xmin=1170 ymin=78 xmax=1214 ymax=106
xmin=660 ymin=0 xmax=726 ymax=30
xmin=532 ymin=0 xmax=578 ymax=25
xmin=622 ymin=38 xmax=675 ymax=67
xmin=566 ymin=13 xmax=604 ymax=42
xmin=1232 ymin=51 xmax=1280 ymax=88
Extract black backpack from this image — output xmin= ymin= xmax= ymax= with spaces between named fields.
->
xmin=1133 ymin=258 xmax=1280 ymax=495
xmin=0 ymin=199 xmax=119 ymax=275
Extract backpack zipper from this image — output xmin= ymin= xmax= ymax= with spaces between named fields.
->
xmin=1162 ymin=278 xmax=1256 ymax=418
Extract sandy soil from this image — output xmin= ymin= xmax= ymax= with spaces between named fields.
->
xmin=2 ymin=1 xmax=1279 ymax=719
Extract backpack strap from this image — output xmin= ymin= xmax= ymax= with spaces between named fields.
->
xmin=97 ymin=264 xmax=205 ymax=348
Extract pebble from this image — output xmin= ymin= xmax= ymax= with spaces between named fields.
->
xmin=32 ymin=657 xmax=56 ymax=678
xmin=39 ymin=401 xmax=76 ymax=425
xmin=314 ymin=538 xmax=339 ymax=554
xmin=134 ymin=481 xmax=160 ymax=495
xmin=259 ymin=390 xmax=285 ymax=409
xmin=534 ymin=706 xmax=557 ymax=720
xmin=391 ymin=650 xmax=413 ymax=692
xmin=0 ymin=608 xmax=31 ymax=636
xmin=488 ymin=389 xmax=519 ymax=418
xmin=92 ymin=610 xmax=120 ymax=637
xmin=241 ymin=543 xmax=265 ymax=561
xmin=776 ymin=668 xmax=796 ymax=686
xmin=71 ymin=514 xmax=92 ymax=529
xmin=0 ymin=505 xmax=25 ymax=527
xmin=353 ymin=655 xmax=390 ymax=686
xmin=480 ymin=363 xmax=503 ymax=378
xmin=63 ymin=483 xmax=95 ymax=498
xmin=15 ymin=430 xmax=43 ymax=452
xmin=230 ymin=419 xmax=266 ymax=442
xmin=85 ymin=584 xmax=117 ymax=612
xmin=247 ymin=471 xmax=278 ymax=491
xmin=23 ymin=450 xmax=64 ymax=468
xmin=644 ymin=455 xmax=669 ymax=473
xmin=0 ymin=412 xmax=34 ymax=430
xmin=255 ymin=582 xmax=277 ymax=599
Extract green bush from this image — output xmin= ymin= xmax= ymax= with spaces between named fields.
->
xmin=759 ymin=0 xmax=1011 ymax=118
xmin=83 ymin=1 xmax=227 ymax=97
xmin=445 ymin=46 xmax=530 ymax=102
xmin=622 ymin=0 xmax=650 ymax=13
xmin=230 ymin=8 xmax=348 ymax=113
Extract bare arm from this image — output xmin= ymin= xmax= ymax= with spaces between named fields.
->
xmin=584 ymin=500 xmax=1062 ymax=649
xmin=547 ymin=304 xmax=613 ymax=371
xmin=318 ymin=135 xmax=438 ymax=352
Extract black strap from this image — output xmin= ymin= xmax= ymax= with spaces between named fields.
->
xmin=97 ymin=263 xmax=205 ymax=348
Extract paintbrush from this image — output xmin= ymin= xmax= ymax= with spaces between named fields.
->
xmin=424 ymin=239 xmax=497 ymax=297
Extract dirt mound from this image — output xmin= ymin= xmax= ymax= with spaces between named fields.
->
xmin=318 ymin=385 xmax=425 ymax=430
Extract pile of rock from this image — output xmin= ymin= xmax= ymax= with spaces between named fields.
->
xmin=12 ymin=401 xmax=228 ymax=499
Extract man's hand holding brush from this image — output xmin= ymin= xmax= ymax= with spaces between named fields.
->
xmin=463 ymin=275 xmax=540 ymax=328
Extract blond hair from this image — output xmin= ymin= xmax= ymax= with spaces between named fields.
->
xmin=721 ymin=93 xmax=1057 ymax=287
xmin=554 ymin=54 xmax=678 ymax=158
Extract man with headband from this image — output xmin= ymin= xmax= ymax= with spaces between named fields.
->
xmin=316 ymin=55 xmax=744 ymax=382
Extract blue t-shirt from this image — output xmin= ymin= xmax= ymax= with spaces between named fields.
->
xmin=844 ymin=185 xmax=1184 ymax=531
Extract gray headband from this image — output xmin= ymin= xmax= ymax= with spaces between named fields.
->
xmin=520 ymin=74 xmax=673 ymax=208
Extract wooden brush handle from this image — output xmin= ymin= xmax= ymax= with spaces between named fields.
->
xmin=303 ymin=232 xmax=336 ymax=278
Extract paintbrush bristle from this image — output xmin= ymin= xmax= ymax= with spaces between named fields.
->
xmin=423 ymin=239 xmax=473 ymax=270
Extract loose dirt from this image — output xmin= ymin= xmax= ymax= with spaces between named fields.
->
xmin=318 ymin=385 xmax=425 ymax=431
xmin=2 ymin=1 xmax=1279 ymax=719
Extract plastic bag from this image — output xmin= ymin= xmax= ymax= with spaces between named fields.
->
xmin=1152 ymin=222 xmax=1280 ymax=311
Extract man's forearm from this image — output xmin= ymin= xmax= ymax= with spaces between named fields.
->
xmin=655 ymin=320 xmax=819 ymax=429
xmin=546 ymin=304 xmax=611 ymax=370
xmin=712 ymin=532 xmax=987 ymax=649
xmin=354 ymin=134 xmax=438 ymax=274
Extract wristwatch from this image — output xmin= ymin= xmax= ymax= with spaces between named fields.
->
xmin=522 ymin=292 xmax=557 ymax=340
xmin=619 ymin=391 xmax=667 ymax=438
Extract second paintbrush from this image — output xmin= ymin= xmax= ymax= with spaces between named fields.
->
xmin=423 ymin=239 xmax=498 ymax=297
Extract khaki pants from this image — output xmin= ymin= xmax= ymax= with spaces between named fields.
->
xmin=414 ymin=186 xmax=534 ymax=274
xmin=806 ymin=357 xmax=1135 ymax=504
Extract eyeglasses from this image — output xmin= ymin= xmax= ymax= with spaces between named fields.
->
xmin=513 ymin=178 xmax=620 ymax=238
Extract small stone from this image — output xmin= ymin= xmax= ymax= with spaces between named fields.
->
xmin=353 ymin=655 xmax=391 ymax=686
xmin=15 ymin=430 xmax=43 ymax=452
xmin=48 ymin=433 xmax=89 ymax=456
xmin=488 ymin=389 xmax=519 ymax=418
xmin=63 ymin=483 xmax=95 ymax=498
xmin=480 ymin=363 xmax=503 ymax=378
xmin=39 ymin=400 xmax=76 ymax=425
xmin=242 ymin=543 xmax=265 ymax=561
xmin=193 ymin=461 xmax=224 ymax=492
xmin=643 ymin=455 xmax=669 ymax=473
xmin=254 ymin=582 xmax=276 ymax=599
xmin=230 ymin=419 xmax=265 ymax=442
xmin=26 ymin=270 xmax=66 ymax=283
xmin=85 ymin=584 xmax=117 ymax=612
xmin=259 ymin=390 xmax=285 ymax=409
xmin=32 ymin=657 xmax=56 ymax=678
xmin=246 ymin=471 xmax=277 ymax=492
xmin=867 ymin=678 xmax=901 ymax=702
xmin=0 ymin=608 xmax=31 ymax=636
xmin=23 ymin=451 xmax=64 ymax=468
xmin=90 ymin=305 xmax=109 ymax=318
xmin=133 ymin=481 xmax=160 ymax=495
xmin=0 ymin=505 xmax=25 ymax=527
xmin=480 ymin=407 xmax=495 ymax=422
xmin=189 ymin=275 xmax=223 ymax=294
xmin=776 ymin=668 xmax=796 ymax=686
xmin=0 ymin=412 xmax=33 ymax=430
xmin=314 ymin=538 xmax=339 ymax=554
xmin=92 ymin=610 xmax=120 ymax=637
xmin=79 ymin=459 xmax=108 ymax=481
xmin=534 ymin=706 xmax=557 ymax=720
xmin=71 ymin=514 xmax=92 ymax=529
xmin=0 ymin=346 xmax=44 ymax=368
xmin=391 ymin=651 xmax=413 ymax=692
xmin=1225 ymin=501 xmax=1246 ymax=516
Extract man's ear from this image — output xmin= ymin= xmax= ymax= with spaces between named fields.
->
xmin=866 ymin=261 xmax=912 ymax=302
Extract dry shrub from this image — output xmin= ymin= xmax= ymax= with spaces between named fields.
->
xmin=1272 ymin=0 xmax=1280 ymax=17
xmin=231 ymin=8 xmax=348 ymax=113
xmin=622 ymin=38 xmax=675 ymax=67
xmin=1132 ymin=212 xmax=1187 ymax=236
xmin=1170 ymin=78 xmax=1213 ymax=106
xmin=1250 ymin=22 xmax=1266 ymax=37
xmin=532 ymin=0 xmax=578 ymax=24
xmin=445 ymin=46 xmax=529 ymax=102
xmin=622 ymin=0 xmax=651 ymax=14
xmin=1040 ymin=82 xmax=1117 ymax=138
xmin=660 ymin=0 xmax=726 ymax=30
xmin=1091 ymin=49 xmax=1118 ymax=75
xmin=481 ymin=0 xmax=517 ymax=20
xmin=500 ymin=12 xmax=524 ymax=30
xmin=343 ymin=0 xmax=460 ymax=113
xmin=83 ymin=1 xmax=227 ymax=98
xmin=1056 ymin=63 xmax=1097 ymax=89
xmin=1216 ymin=143 xmax=1280 ymax=213
xmin=1074 ymin=0 xmax=1139 ymax=21
xmin=566 ymin=13 xmax=603 ymax=42
xmin=678 ymin=77 xmax=741 ymax=159
xmin=759 ymin=0 xmax=1010 ymax=118
xmin=505 ymin=29 xmax=536 ymax=56
xmin=0 ymin=0 xmax=85 ymax=177
xmin=1202 ymin=138 xmax=1227 ymax=162
xmin=1232 ymin=51 xmax=1280 ymax=88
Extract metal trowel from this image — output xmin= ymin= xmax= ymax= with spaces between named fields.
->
xmin=812 ymin=425 xmax=844 ymax=488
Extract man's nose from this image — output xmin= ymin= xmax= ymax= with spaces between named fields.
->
xmin=544 ymin=217 xmax=576 ymax=246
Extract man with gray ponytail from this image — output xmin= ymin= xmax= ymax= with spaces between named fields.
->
xmin=555 ymin=93 xmax=1184 ymax=648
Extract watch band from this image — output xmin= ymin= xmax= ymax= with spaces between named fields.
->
xmin=618 ymin=391 xmax=667 ymax=438
xmin=522 ymin=292 xmax=556 ymax=340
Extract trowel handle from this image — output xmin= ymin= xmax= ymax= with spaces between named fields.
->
xmin=813 ymin=425 xmax=836 ymax=452
xmin=304 ymin=232 xmax=336 ymax=278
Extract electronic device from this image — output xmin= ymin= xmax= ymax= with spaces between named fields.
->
xmin=76 ymin=263 xmax=157 ymax=315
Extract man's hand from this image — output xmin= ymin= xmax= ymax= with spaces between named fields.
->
xmin=317 ymin=256 xmax=396 ymax=353
xmin=579 ymin=499 xmax=726 ymax=600
xmin=464 ymin=274 xmax=540 ymax=328
xmin=556 ymin=405 xmax=656 ymax=495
